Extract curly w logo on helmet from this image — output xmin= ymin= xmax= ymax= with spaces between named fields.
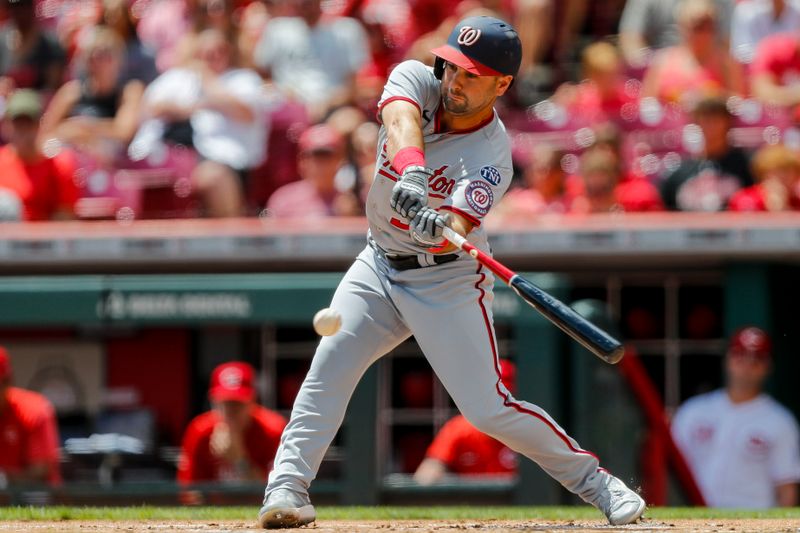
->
xmin=457 ymin=26 xmax=482 ymax=46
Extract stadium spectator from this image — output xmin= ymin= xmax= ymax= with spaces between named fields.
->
xmin=352 ymin=5 xmax=403 ymax=115
xmin=729 ymin=144 xmax=800 ymax=211
xmin=129 ymin=28 xmax=266 ymax=217
xmin=267 ymin=123 xmax=359 ymax=218
xmin=641 ymin=0 xmax=743 ymax=105
xmin=492 ymin=143 xmax=574 ymax=216
xmin=0 ymin=346 xmax=61 ymax=487
xmin=570 ymin=146 xmax=664 ymax=213
xmin=0 ymin=89 xmax=77 ymax=221
xmin=237 ymin=0 xmax=272 ymax=70
xmin=351 ymin=120 xmax=380 ymax=206
xmin=619 ymin=0 xmax=734 ymax=71
xmin=750 ymin=29 xmax=800 ymax=108
xmin=731 ymin=0 xmax=800 ymax=65
xmin=553 ymin=41 xmax=637 ymax=124
xmin=512 ymin=0 xmax=554 ymax=94
xmin=671 ymin=327 xmax=800 ymax=507
xmin=660 ymin=96 xmax=754 ymax=211
xmin=99 ymin=0 xmax=158 ymax=83
xmin=253 ymin=0 xmax=369 ymax=120
xmin=0 ymin=0 xmax=66 ymax=94
xmin=178 ymin=361 xmax=286 ymax=484
xmin=40 ymin=27 xmax=144 ymax=162
xmin=136 ymin=0 xmax=194 ymax=71
xmin=177 ymin=0 xmax=239 ymax=69
xmin=414 ymin=360 xmax=518 ymax=484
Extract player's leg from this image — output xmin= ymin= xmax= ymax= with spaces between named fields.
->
xmin=260 ymin=247 xmax=410 ymax=528
xmin=393 ymin=262 xmax=644 ymax=524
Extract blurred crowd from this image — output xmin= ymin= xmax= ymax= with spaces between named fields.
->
xmin=1 ymin=0 xmax=800 ymax=223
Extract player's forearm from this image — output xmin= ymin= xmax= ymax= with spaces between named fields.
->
xmin=382 ymin=102 xmax=425 ymax=165
xmin=413 ymin=458 xmax=447 ymax=485
xmin=434 ymin=210 xmax=474 ymax=254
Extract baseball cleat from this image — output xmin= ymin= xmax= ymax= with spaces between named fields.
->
xmin=594 ymin=473 xmax=646 ymax=525
xmin=258 ymin=488 xmax=316 ymax=529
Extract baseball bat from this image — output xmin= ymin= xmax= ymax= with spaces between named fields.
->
xmin=442 ymin=227 xmax=625 ymax=364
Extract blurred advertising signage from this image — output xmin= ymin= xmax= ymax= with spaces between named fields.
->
xmin=97 ymin=291 xmax=252 ymax=320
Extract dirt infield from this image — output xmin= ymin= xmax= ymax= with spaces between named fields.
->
xmin=0 ymin=518 xmax=798 ymax=533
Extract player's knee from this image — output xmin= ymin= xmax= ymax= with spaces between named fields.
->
xmin=461 ymin=403 xmax=506 ymax=435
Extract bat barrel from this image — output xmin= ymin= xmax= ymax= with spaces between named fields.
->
xmin=510 ymin=276 xmax=624 ymax=364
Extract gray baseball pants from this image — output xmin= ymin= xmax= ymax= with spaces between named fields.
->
xmin=265 ymin=244 xmax=607 ymax=503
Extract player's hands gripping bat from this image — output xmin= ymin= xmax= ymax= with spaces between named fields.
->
xmin=390 ymin=165 xmax=432 ymax=218
xmin=442 ymin=226 xmax=624 ymax=364
xmin=409 ymin=206 xmax=449 ymax=247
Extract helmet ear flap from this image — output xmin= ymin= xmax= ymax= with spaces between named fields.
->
xmin=434 ymin=57 xmax=445 ymax=80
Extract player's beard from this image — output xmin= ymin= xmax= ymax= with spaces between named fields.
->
xmin=442 ymin=92 xmax=470 ymax=114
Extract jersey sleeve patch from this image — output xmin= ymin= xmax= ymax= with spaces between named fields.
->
xmin=479 ymin=166 xmax=502 ymax=186
xmin=465 ymin=181 xmax=494 ymax=217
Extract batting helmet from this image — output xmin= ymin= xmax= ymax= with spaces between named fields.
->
xmin=431 ymin=16 xmax=522 ymax=80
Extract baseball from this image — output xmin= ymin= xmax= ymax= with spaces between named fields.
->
xmin=470 ymin=249 xmax=478 ymax=258
xmin=313 ymin=308 xmax=342 ymax=336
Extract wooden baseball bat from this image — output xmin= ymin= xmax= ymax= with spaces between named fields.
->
xmin=443 ymin=227 xmax=624 ymax=364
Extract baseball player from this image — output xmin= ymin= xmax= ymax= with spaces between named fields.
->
xmin=671 ymin=327 xmax=800 ymax=507
xmin=258 ymin=16 xmax=646 ymax=529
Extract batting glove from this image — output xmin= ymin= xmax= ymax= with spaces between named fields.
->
xmin=390 ymin=165 xmax=432 ymax=219
xmin=409 ymin=206 xmax=449 ymax=247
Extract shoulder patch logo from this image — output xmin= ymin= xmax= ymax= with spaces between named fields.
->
xmin=479 ymin=166 xmax=502 ymax=186
xmin=465 ymin=181 xmax=494 ymax=216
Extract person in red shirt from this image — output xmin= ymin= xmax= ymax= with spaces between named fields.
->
xmin=570 ymin=147 xmax=664 ymax=213
xmin=553 ymin=41 xmax=637 ymax=124
xmin=177 ymin=362 xmax=286 ymax=484
xmin=641 ymin=0 xmax=744 ymax=105
xmin=414 ymin=360 xmax=518 ymax=484
xmin=266 ymin=124 xmax=359 ymax=218
xmin=0 ymin=346 xmax=61 ymax=487
xmin=492 ymin=144 xmax=575 ymax=218
xmin=0 ymin=89 xmax=77 ymax=221
xmin=729 ymin=144 xmax=800 ymax=212
xmin=751 ymin=32 xmax=800 ymax=108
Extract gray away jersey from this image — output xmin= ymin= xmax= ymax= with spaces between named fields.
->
xmin=366 ymin=60 xmax=513 ymax=255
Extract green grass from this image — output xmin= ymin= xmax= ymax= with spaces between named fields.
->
xmin=0 ymin=506 xmax=798 ymax=522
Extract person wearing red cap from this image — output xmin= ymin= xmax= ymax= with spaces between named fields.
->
xmin=414 ymin=360 xmax=518 ymax=484
xmin=0 ymin=346 xmax=61 ymax=487
xmin=265 ymin=124 xmax=360 ymax=218
xmin=671 ymin=327 xmax=800 ymax=507
xmin=177 ymin=362 xmax=286 ymax=484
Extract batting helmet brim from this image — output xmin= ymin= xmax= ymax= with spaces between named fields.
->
xmin=430 ymin=44 xmax=503 ymax=77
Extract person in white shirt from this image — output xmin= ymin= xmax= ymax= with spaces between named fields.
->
xmin=129 ymin=28 xmax=266 ymax=217
xmin=253 ymin=0 xmax=368 ymax=120
xmin=671 ymin=326 xmax=800 ymax=507
xmin=731 ymin=0 xmax=800 ymax=64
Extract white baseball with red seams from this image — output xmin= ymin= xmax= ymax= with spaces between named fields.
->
xmin=264 ymin=60 xmax=621 ymax=513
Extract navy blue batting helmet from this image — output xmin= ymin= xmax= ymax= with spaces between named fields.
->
xmin=431 ymin=16 xmax=522 ymax=80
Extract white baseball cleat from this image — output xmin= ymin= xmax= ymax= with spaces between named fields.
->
xmin=594 ymin=473 xmax=647 ymax=525
xmin=258 ymin=488 xmax=316 ymax=529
